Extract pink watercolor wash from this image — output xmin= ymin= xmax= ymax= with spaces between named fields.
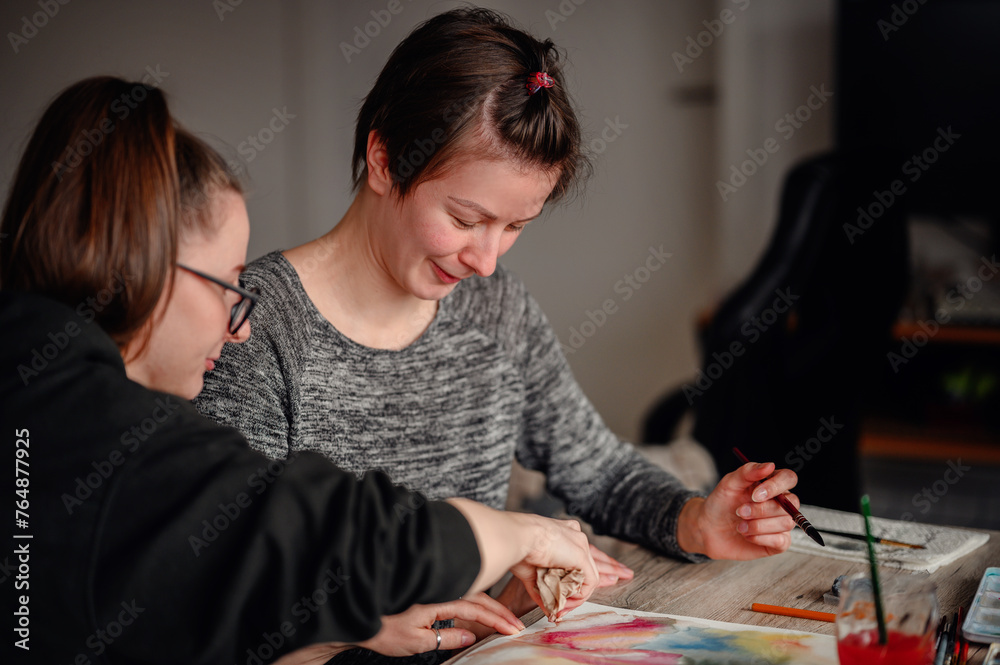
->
xmin=447 ymin=602 xmax=838 ymax=665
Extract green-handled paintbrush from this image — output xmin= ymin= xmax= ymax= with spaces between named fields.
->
xmin=861 ymin=494 xmax=888 ymax=645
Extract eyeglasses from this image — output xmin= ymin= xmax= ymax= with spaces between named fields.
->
xmin=177 ymin=264 xmax=259 ymax=334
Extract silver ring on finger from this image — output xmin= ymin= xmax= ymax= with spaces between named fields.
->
xmin=434 ymin=626 xmax=442 ymax=651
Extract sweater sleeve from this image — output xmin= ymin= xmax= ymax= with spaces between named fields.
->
xmin=193 ymin=258 xmax=300 ymax=460
xmin=95 ymin=401 xmax=480 ymax=663
xmin=512 ymin=289 xmax=707 ymax=563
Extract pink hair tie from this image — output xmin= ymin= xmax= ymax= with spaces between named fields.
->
xmin=526 ymin=72 xmax=554 ymax=95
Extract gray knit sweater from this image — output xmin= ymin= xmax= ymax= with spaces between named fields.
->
xmin=194 ymin=251 xmax=704 ymax=561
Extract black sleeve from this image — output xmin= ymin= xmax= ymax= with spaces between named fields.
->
xmin=94 ymin=402 xmax=480 ymax=664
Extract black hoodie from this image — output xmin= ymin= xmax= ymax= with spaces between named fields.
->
xmin=0 ymin=291 xmax=479 ymax=664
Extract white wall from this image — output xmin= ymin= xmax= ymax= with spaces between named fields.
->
xmin=0 ymin=0 xmax=834 ymax=442
xmin=0 ymin=0 xmax=295 ymax=251
xmin=714 ymin=0 xmax=835 ymax=291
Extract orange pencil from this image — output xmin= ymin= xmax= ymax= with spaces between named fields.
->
xmin=751 ymin=603 xmax=836 ymax=623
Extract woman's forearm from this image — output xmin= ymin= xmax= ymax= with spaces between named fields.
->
xmin=445 ymin=498 xmax=599 ymax=598
xmin=446 ymin=498 xmax=535 ymax=593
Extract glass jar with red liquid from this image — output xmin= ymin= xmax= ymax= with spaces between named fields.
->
xmin=836 ymin=573 xmax=939 ymax=665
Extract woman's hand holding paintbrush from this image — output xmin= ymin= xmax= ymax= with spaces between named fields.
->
xmin=676 ymin=451 xmax=808 ymax=560
xmin=733 ymin=448 xmax=826 ymax=547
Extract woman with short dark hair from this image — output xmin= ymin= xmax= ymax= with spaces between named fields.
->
xmin=0 ymin=75 xmax=600 ymax=663
xmin=195 ymin=7 xmax=802 ymax=657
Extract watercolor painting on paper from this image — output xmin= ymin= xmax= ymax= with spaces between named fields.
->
xmin=448 ymin=602 xmax=838 ymax=665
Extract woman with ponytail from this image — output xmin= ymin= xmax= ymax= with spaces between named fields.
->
xmin=195 ymin=7 xmax=802 ymax=660
xmin=0 ymin=75 xmax=602 ymax=664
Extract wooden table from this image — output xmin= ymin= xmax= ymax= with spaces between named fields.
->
xmin=462 ymin=527 xmax=998 ymax=664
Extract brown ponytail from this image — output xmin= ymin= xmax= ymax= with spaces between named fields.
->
xmin=351 ymin=7 xmax=589 ymax=203
xmin=0 ymin=76 xmax=241 ymax=353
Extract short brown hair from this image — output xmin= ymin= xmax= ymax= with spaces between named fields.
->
xmin=351 ymin=7 xmax=588 ymax=203
xmin=0 ymin=76 xmax=241 ymax=351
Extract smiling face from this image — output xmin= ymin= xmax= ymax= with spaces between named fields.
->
xmin=374 ymin=157 xmax=558 ymax=301
xmin=124 ymin=189 xmax=251 ymax=399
